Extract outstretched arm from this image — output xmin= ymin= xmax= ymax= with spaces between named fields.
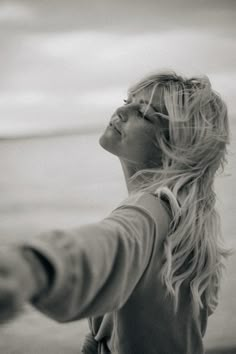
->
xmin=0 ymin=194 xmax=169 ymax=324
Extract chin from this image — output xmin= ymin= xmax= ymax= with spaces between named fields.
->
xmin=99 ymin=132 xmax=119 ymax=157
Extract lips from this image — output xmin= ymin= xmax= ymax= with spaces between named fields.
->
xmin=109 ymin=121 xmax=122 ymax=134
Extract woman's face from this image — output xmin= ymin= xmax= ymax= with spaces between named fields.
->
xmin=99 ymin=95 xmax=161 ymax=168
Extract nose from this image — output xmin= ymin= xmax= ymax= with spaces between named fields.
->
xmin=114 ymin=107 xmax=128 ymax=122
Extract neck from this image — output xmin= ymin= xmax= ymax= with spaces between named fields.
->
xmin=120 ymin=157 xmax=164 ymax=195
xmin=120 ymin=159 xmax=145 ymax=194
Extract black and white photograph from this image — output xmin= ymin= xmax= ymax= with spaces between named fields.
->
xmin=0 ymin=1 xmax=235 ymax=353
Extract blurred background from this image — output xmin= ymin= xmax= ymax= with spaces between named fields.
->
xmin=0 ymin=1 xmax=235 ymax=353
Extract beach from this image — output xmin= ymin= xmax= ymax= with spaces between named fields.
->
xmin=0 ymin=132 xmax=235 ymax=353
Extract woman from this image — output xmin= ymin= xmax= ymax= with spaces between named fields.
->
xmin=0 ymin=71 xmax=230 ymax=353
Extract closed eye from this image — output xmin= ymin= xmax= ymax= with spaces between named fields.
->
xmin=137 ymin=110 xmax=152 ymax=122
xmin=122 ymin=100 xmax=153 ymax=122
xmin=143 ymin=115 xmax=152 ymax=122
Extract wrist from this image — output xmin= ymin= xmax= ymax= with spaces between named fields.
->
xmin=19 ymin=248 xmax=50 ymax=301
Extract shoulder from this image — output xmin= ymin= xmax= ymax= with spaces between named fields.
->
xmin=113 ymin=192 xmax=171 ymax=241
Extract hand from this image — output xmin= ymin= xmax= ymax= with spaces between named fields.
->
xmin=0 ymin=247 xmax=38 ymax=324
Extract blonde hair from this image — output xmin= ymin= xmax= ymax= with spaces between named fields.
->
xmin=128 ymin=71 xmax=231 ymax=314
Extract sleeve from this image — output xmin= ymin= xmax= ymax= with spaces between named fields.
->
xmin=18 ymin=196 xmax=167 ymax=323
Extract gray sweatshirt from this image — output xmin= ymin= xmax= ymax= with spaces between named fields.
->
xmin=20 ymin=191 xmax=208 ymax=354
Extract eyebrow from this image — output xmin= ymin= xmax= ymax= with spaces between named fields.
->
xmin=140 ymin=100 xmax=159 ymax=112
xmin=138 ymin=100 xmax=161 ymax=119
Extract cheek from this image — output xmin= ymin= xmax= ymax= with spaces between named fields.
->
xmin=139 ymin=133 xmax=160 ymax=160
xmin=124 ymin=131 xmax=157 ymax=159
xmin=126 ymin=128 xmax=156 ymax=148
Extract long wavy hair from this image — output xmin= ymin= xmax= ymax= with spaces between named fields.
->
xmin=128 ymin=71 xmax=231 ymax=314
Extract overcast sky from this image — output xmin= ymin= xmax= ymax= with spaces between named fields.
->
xmin=0 ymin=0 xmax=235 ymax=137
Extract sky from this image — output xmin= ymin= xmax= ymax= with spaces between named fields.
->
xmin=0 ymin=0 xmax=235 ymax=137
